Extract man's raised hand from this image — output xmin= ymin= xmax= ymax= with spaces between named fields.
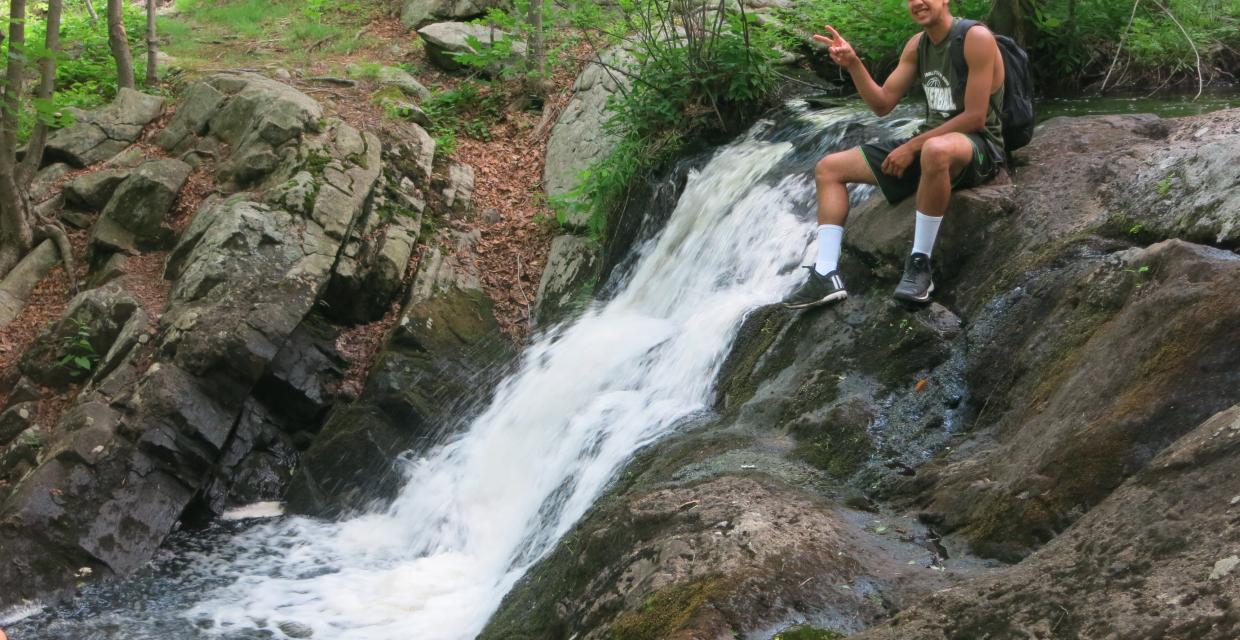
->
xmin=812 ymin=25 xmax=859 ymax=69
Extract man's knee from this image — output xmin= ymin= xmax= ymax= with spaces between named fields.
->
xmin=920 ymin=137 xmax=957 ymax=174
xmin=815 ymin=153 xmax=848 ymax=184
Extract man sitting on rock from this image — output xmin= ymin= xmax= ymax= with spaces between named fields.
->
xmin=783 ymin=0 xmax=1006 ymax=309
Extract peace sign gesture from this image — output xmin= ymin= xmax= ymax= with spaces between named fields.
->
xmin=812 ymin=25 xmax=860 ymax=70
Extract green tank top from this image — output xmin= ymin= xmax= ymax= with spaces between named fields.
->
xmin=918 ymin=18 xmax=1005 ymax=153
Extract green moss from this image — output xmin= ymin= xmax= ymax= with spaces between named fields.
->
xmin=773 ymin=625 xmax=847 ymax=640
xmin=608 ymin=575 xmax=728 ymax=640
xmin=853 ymin=309 xmax=948 ymax=390
xmin=302 ymin=151 xmax=331 ymax=177
xmin=788 ymin=402 xmax=873 ymax=479
xmin=715 ymin=305 xmax=792 ymax=411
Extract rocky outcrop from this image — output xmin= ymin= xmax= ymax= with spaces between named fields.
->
xmin=88 ymin=159 xmax=192 ymax=253
xmin=0 ymin=74 xmax=388 ymax=606
xmin=543 ymin=46 xmax=636 ymax=229
xmin=485 ymin=109 xmax=1240 ymax=639
xmin=400 ymin=0 xmax=510 ymax=28
xmin=533 ymin=234 xmax=600 ymax=327
xmin=418 ymin=21 xmax=527 ymax=75
xmin=287 ymin=229 xmax=513 ymax=516
xmin=17 ymin=284 xmax=144 ymax=389
xmin=854 ymin=404 xmax=1240 ymax=640
xmin=44 ymin=89 xmax=164 ymax=167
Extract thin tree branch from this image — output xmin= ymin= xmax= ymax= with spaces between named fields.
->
xmin=1148 ymin=0 xmax=1203 ymax=99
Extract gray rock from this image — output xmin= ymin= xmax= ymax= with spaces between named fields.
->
xmin=417 ymin=21 xmax=527 ymax=75
xmin=64 ymin=168 xmax=132 ymax=210
xmin=534 ymin=235 xmax=600 ymax=326
xmin=96 ymin=159 xmax=192 ymax=249
xmin=385 ymin=121 xmax=436 ymax=185
xmin=87 ymin=215 xmax=137 ymax=255
xmin=85 ymin=252 xmax=128 ymax=290
xmin=1101 ymin=119 xmax=1240 ymax=246
xmin=401 ymin=0 xmax=510 ymax=27
xmin=153 ymin=81 xmax=226 ymax=153
xmin=18 ymin=283 xmax=142 ymax=389
xmin=30 ymin=163 xmax=73 ymax=203
xmin=0 ymin=402 xmax=37 ymax=447
xmin=436 ymin=161 xmax=475 ymax=218
xmin=4 ymin=377 xmax=44 ymax=406
xmin=544 ymin=46 xmax=636 ymax=228
xmin=278 ymin=621 xmax=315 ymax=638
xmin=59 ymin=209 xmax=94 ymax=230
xmin=0 ymin=240 xmax=59 ymax=330
xmin=45 ymin=89 xmax=165 ymax=166
xmin=349 ymin=64 xmax=432 ymax=101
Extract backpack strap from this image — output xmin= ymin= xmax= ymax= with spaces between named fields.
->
xmin=949 ymin=18 xmax=980 ymax=94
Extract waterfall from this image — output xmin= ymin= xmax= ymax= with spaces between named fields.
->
xmin=14 ymin=102 xmax=918 ymax=640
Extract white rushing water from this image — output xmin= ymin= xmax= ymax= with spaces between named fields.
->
xmin=20 ymin=104 xmax=912 ymax=640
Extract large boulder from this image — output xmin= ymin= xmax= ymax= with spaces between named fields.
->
xmin=89 ymin=158 xmax=192 ymax=251
xmin=400 ymin=0 xmax=510 ymax=28
xmin=155 ymin=72 xmax=324 ymax=187
xmin=64 ymin=167 xmax=132 ymax=210
xmin=0 ymin=240 xmax=59 ymax=329
xmin=417 ymin=21 xmax=527 ymax=75
xmin=544 ymin=46 xmax=637 ymax=228
xmin=854 ymin=404 xmax=1240 ymax=640
xmin=44 ymin=89 xmax=165 ymax=167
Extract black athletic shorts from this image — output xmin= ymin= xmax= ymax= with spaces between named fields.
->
xmin=860 ymin=133 xmax=1003 ymax=205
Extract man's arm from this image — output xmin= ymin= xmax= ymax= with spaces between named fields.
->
xmin=813 ymin=27 xmax=920 ymax=117
xmin=881 ymin=26 xmax=1000 ymax=176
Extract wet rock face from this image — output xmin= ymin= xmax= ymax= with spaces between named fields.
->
xmin=490 ymin=108 xmax=1240 ymax=639
xmin=854 ymin=405 xmax=1240 ymax=640
xmin=533 ymin=234 xmax=600 ymax=327
xmin=287 ymin=230 xmax=514 ymax=517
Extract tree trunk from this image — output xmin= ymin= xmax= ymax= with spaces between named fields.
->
xmin=987 ymin=0 xmax=1040 ymax=49
xmin=524 ymin=0 xmax=550 ymax=99
xmin=0 ymin=0 xmax=33 ymax=279
xmin=20 ymin=0 xmax=63 ymax=181
xmin=84 ymin=0 xmax=99 ymax=23
xmin=108 ymin=0 xmax=135 ymax=90
xmin=145 ymin=0 xmax=158 ymax=86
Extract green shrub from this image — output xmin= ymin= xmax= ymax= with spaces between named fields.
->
xmin=558 ymin=1 xmax=780 ymax=235
xmin=1 ymin=2 xmax=156 ymax=140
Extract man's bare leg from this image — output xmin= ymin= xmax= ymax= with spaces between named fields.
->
xmin=894 ymin=133 xmax=974 ymax=304
xmin=815 ymin=147 xmax=878 ymax=226
xmin=783 ymin=148 xmax=877 ymax=309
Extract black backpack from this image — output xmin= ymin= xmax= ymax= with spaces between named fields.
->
xmin=944 ymin=18 xmax=1036 ymax=154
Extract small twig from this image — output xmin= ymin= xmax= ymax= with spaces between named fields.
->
xmin=515 ymin=255 xmax=533 ymax=313
xmin=1100 ymin=0 xmax=1141 ymax=94
xmin=1149 ymin=0 xmax=1203 ymax=99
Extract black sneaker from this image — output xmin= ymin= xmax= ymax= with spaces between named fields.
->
xmin=783 ymin=267 xmax=848 ymax=310
xmin=892 ymin=252 xmax=935 ymax=304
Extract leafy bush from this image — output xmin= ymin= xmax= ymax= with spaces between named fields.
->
xmin=1 ymin=2 xmax=155 ymax=140
xmin=419 ymin=80 xmax=509 ymax=156
xmin=558 ymin=1 xmax=780 ymax=234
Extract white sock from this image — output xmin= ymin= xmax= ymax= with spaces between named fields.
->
xmin=814 ymin=224 xmax=844 ymax=275
xmin=912 ymin=211 xmax=943 ymax=257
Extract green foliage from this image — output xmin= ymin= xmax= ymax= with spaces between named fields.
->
xmin=1031 ymin=0 xmax=1240 ymax=89
xmin=420 ymin=80 xmax=508 ymax=155
xmin=57 ymin=317 xmax=100 ymax=379
xmin=558 ymin=1 xmax=780 ymax=234
xmin=773 ymin=0 xmax=992 ymax=77
xmin=1 ymin=2 xmax=157 ymax=140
